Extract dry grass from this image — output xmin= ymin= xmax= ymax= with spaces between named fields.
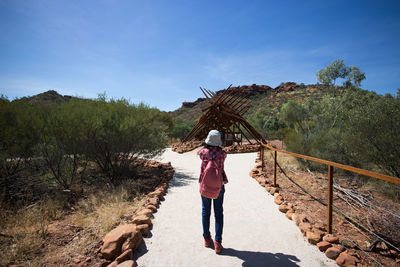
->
xmin=265 ymin=150 xmax=301 ymax=171
xmin=0 ymin=181 xmax=146 ymax=266
xmin=0 ymin=198 xmax=66 ymax=266
xmin=53 ymin=182 xmax=146 ymax=263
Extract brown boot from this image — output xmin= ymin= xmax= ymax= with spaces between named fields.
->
xmin=214 ymin=240 xmax=223 ymax=254
xmin=204 ymin=236 xmax=212 ymax=247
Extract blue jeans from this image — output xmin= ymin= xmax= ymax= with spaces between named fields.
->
xmin=201 ymin=185 xmax=225 ymax=242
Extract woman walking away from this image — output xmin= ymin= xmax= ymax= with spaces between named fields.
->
xmin=198 ymin=130 xmax=228 ymax=254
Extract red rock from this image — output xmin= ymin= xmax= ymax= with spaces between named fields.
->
xmin=325 ymin=247 xmax=342 ymax=259
xmin=146 ymin=204 xmax=157 ymax=212
xmin=317 ymin=241 xmax=332 ymax=252
xmin=146 ymin=197 xmax=159 ymax=207
xmin=285 ymin=209 xmax=294 ymax=220
xmin=299 ymin=222 xmax=312 ymax=234
xmin=292 ymin=213 xmax=301 ymax=225
xmin=336 ymin=252 xmax=359 ymax=266
xmin=332 ymin=244 xmax=345 ymax=252
xmin=115 ymin=249 xmax=133 ymax=264
xmin=148 ymin=189 xmax=164 ymax=198
xmin=73 ymin=259 xmax=81 ymax=264
xmin=268 ymin=187 xmax=279 ymax=195
xmin=98 ymin=260 xmax=112 ymax=267
xmin=117 ymin=260 xmax=136 ymax=267
xmin=314 ymin=222 xmax=326 ymax=231
xmin=323 ymin=234 xmax=339 ymax=244
xmin=132 ymin=215 xmax=152 ymax=225
xmin=306 ymin=230 xmax=323 ymax=244
xmin=101 ymin=224 xmax=142 ymax=260
xmin=136 ymin=208 xmax=152 ymax=217
xmin=274 ymin=193 xmax=284 ymax=205
xmin=136 ymin=224 xmax=149 ymax=235
xmin=278 ymin=204 xmax=289 ymax=213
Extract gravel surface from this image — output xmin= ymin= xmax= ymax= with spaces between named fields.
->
xmin=134 ymin=148 xmax=336 ymax=267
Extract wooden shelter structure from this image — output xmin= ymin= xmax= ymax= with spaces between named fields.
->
xmin=183 ymin=85 xmax=266 ymax=145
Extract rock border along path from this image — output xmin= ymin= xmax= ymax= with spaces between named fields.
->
xmin=134 ymin=148 xmax=336 ymax=266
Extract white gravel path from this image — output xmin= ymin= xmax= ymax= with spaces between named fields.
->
xmin=134 ymin=148 xmax=336 ymax=267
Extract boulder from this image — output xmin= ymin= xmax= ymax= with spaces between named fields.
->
xmin=101 ymin=224 xmax=142 ymax=260
xmin=95 ymin=260 xmax=112 ymax=267
xmin=268 ymin=187 xmax=279 ymax=195
xmin=335 ymin=252 xmax=359 ymax=266
xmin=115 ymin=249 xmax=133 ymax=264
xmin=132 ymin=215 xmax=152 ymax=225
xmin=299 ymin=222 xmax=312 ymax=234
xmin=146 ymin=197 xmax=159 ymax=207
xmin=332 ymin=244 xmax=345 ymax=252
xmin=256 ymin=177 xmax=266 ymax=186
xmin=292 ymin=213 xmax=301 ymax=225
xmin=316 ymin=241 xmax=332 ymax=252
xmin=146 ymin=205 xmax=157 ymax=212
xmin=274 ymin=193 xmax=284 ymax=205
xmin=149 ymin=189 xmax=165 ymax=199
xmin=136 ymin=224 xmax=149 ymax=235
xmin=278 ymin=204 xmax=289 ymax=213
xmin=306 ymin=230 xmax=323 ymax=244
xmin=285 ymin=209 xmax=294 ymax=220
xmin=314 ymin=222 xmax=326 ymax=231
xmin=323 ymin=234 xmax=339 ymax=244
xmin=325 ymin=247 xmax=342 ymax=260
xmin=136 ymin=209 xmax=153 ymax=217
xmin=117 ymin=260 xmax=136 ymax=267
xmin=249 ymin=168 xmax=259 ymax=178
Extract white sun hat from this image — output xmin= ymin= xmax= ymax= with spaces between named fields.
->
xmin=205 ymin=130 xmax=222 ymax=146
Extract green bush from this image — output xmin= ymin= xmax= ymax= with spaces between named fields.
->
xmin=0 ymin=94 xmax=173 ymax=196
xmin=86 ymin=97 xmax=173 ymax=184
xmin=279 ymin=88 xmax=400 ymax=178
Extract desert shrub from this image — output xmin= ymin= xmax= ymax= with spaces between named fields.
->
xmin=0 ymin=99 xmax=39 ymax=177
xmin=280 ymin=88 xmax=400 ymax=179
xmin=35 ymin=100 xmax=93 ymax=189
xmin=86 ymin=96 xmax=173 ymax=184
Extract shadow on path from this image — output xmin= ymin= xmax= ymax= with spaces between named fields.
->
xmin=168 ymin=168 xmax=197 ymax=188
xmin=220 ymin=248 xmax=300 ymax=267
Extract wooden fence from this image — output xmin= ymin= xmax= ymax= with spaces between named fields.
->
xmin=260 ymin=142 xmax=400 ymax=234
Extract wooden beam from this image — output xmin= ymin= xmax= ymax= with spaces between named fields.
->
xmin=200 ymin=87 xmax=214 ymax=105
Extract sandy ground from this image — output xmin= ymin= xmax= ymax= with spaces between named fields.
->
xmin=134 ymin=148 xmax=336 ymax=267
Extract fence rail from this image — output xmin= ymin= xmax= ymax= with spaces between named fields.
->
xmin=260 ymin=142 xmax=400 ymax=234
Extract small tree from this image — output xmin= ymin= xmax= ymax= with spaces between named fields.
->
xmin=317 ymin=59 xmax=365 ymax=95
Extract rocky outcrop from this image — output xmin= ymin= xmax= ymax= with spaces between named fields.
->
xmin=274 ymin=82 xmax=299 ymax=93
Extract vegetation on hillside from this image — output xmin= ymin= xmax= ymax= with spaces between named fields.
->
xmin=0 ymin=94 xmax=172 ymax=204
xmin=170 ymin=60 xmax=400 ymax=187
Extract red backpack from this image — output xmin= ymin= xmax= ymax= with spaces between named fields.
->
xmin=200 ymin=150 xmax=223 ymax=199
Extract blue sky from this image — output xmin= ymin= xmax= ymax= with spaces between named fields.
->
xmin=1 ymin=0 xmax=400 ymax=111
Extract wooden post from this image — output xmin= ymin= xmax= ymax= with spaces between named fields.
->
xmin=327 ymin=165 xmax=334 ymax=234
xmin=274 ymin=151 xmax=277 ymax=187
xmin=260 ymin=146 xmax=265 ymax=171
